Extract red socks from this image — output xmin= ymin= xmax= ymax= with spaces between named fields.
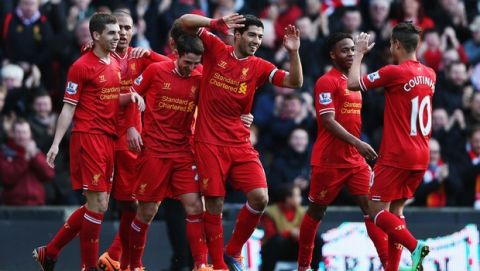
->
xmin=387 ymin=216 xmax=406 ymax=271
xmin=119 ymin=210 xmax=136 ymax=269
xmin=225 ymin=203 xmax=262 ymax=257
xmin=46 ymin=205 xmax=86 ymax=259
xmin=204 ymin=212 xmax=227 ymax=269
xmin=297 ymin=213 xmax=321 ymax=268
xmin=375 ymin=210 xmax=417 ymax=252
xmin=186 ymin=213 xmax=208 ymax=268
xmin=129 ymin=217 xmax=149 ymax=269
xmin=364 ymin=215 xmax=388 ymax=269
xmin=80 ymin=209 xmax=104 ymax=269
xmin=107 ymin=234 xmax=122 ymax=261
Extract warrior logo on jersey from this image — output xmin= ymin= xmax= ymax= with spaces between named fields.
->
xmin=367 ymin=71 xmax=380 ymax=82
xmin=66 ymin=81 xmax=78 ymax=94
xmin=319 ymin=92 xmax=332 ymax=105
xmin=134 ymin=75 xmax=143 ymax=85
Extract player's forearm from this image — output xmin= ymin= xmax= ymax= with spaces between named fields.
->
xmin=52 ymin=103 xmax=75 ymax=146
xmin=323 ymin=117 xmax=360 ymax=146
xmin=284 ymin=51 xmax=303 ymax=88
xmin=119 ymin=93 xmax=134 ymax=106
xmin=347 ymin=54 xmax=363 ymax=91
xmin=179 ymin=14 xmax=212 ymax=34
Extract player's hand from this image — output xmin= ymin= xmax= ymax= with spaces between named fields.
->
xmin=80 ymin=40 xmax=94 ymax=54
xmin=46 ymin=144 xmax=59 ymax=168
xmin=240 ymin=113 xmax=254 ymax=127
xmin=354 ymin=32 xmax=375 ymax=55
xmin=210 ymin=13 xmax=245 ymax=35
xmin=127 ymin=127 xmax=143 ymax=153
xmin=283 ymin=24 xmax=300 ymax=52
xmin=131 ymin=92 xmax=145 ymax=112
xmin=354 ymin=140 xmax=378 ymax=161
xmin=130 ymin=47 xmax=150 ymax=59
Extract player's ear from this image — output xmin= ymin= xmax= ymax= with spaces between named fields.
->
xmin=329 ymin=50 xmax=335 ymax=61
xmin=92 ymin=31 xmax=101 ymax=41
xmin=173 ymin=49 xmax=179 ymax=58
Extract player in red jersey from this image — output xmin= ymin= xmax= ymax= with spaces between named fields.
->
xmin=296 ymin=32 xmax=384 ymax=271
xmin=179 ymin=13 xmax=303 ymax=270
xmin=347 ymin=22 xmax=435 ymax=271
xmin=96 ymin=10 xmax=170 ymax=271
xmin=126 ymin=35 xmax=212 ymax=271
xmin=32 ymin=13 xmax=144 ymax=271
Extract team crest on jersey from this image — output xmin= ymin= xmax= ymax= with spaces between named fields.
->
xmin=134 ymin=75 xmax=143 ymax=85
xmin=319 ymin=92 xmax=332 ymax=105
xmin=130 ymin=63 xmax=136 ymax=72
xmin=66 ymin=81 xmax=78 ymax=94
xmin=190 ymin=86 xmax=197 ymax=98
xmin=367 ymin=71 xmax=380 ymax=82
xmin=240 ymin=68 xmax=249 ymax=80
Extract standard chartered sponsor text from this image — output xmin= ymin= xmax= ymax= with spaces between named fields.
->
xmin=100 ymin=87 xmax=120 ymax=100
xmin=208 ymin=72 xmax=247 ymax=94
xmin=341 ymin=102 xmax=361 ymax=114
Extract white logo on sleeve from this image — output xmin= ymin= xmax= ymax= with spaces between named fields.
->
xmin=367 ymin=71 xmax=380 ymax=82
xmin=134 ymin=75 xmax=143 ymax=85
xmin=319 ymin=92 xmax=332 ymax=105
xmin=66 ymin=81 xmax=78 ymax=94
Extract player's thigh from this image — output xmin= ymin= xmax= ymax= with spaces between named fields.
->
xmin=193 ymin=142 xmax=229 ymax=197
xmin=345 ymin=164 xmax=371 ymax=196
xmin=70 ymin=133 xmax=114 ymax=193
xmin=229 ymin=147 xmax=267 ymax=194
xmin=170 ymin=155 xmax=200 ymax=198
xmin=403 ymin=170 xmax=425 ymax=199
xmin=135 ymin=152 xmax=172 ymax=202
xmin=308 ymin=166 xmax=350 ymax=205
xmin=112 ymin=150 xmax=138 ymax=201
xmin=370 ymin=165 xmax=413 ymax=202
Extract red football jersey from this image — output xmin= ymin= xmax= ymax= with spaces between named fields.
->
xmin=131 ymin=61 xmax=201 ymax=157
xmin=311 ymin=68 xmax=366 ymax=168
xmin=360 ymin=60 xmax=436 ymax=170
xmin=63 ymin=51 xmax=121 ymax=136
xmin=194 ymin=28 xmax=282 ymax=146
xmin=111 ymin=48 xmax=170 ymax=150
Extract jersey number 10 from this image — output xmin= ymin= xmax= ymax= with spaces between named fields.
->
xmin=410 ymin=96 xmax=432 ymax=136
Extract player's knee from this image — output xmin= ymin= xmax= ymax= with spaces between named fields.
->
xmin=307 ymin=203 xmax=327 ymax=221
xmin=204 ymin=196 xmax=224 ymax=214
xmin=248 ymin=192 xmax=269 ymax=211
xmin=137 ymin=203 xmax=159 ymax=223
xmin=184 ymin=198 xmax=204 ymax=215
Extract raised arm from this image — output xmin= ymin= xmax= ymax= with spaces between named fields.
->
xmin=347 ymin=32 xmax=374 ymax=90
xmin=46 ymin=103 xmax=76 ymax=168
xmin=282 ymin=25 xmax=303 ymax=89
xmin=178 ymin=13 xmax=245 ymax=35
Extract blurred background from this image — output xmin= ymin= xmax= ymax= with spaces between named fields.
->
xmin=0 ymin=0 xmax=480 ymax=270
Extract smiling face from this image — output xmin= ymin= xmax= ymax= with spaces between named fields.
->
xmin=176 ymin=53 xmax=202 ymax=77
xmin=94 ymin=23 xmax=120 ymax=52
xmin=331 ymin=38 xmax=355 ymax=71
xmin=234 ymin=25 xmax=263 ymax=58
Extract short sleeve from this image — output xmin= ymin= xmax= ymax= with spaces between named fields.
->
xmin=314 ymin=77 xmax=337 ymax=116
xmin=359 ymin=65 xmax=397 ymax=91
xmin=63 ymin=63 xmax=84 ymax=105
xmin=131 ymin=63 xmax=156 ymax=96
xmin=256 ymin=58 xmax=278 ymax=86
xmin=198 ymin=28 xmax=227 ymax=54
xmin=144 ymin=51 xmax=170 ymax=65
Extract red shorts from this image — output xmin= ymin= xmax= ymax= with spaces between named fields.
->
xmin=193 ymin=142 xmax=267 ymax=197
xmin=369 ymin=164 xmax=425 ymax=202
xmin=111 ymin=150 xmax=138 ymax=201
xmin=308 ymin=164 xmax=371 ymax=205
xmin=70 ymin=133 xmax=114 ymax=192
xmin=134 ymin=150 xmax=199 ymax=202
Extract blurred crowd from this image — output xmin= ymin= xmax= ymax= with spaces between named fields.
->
xmin=1 ymin=0 xmax=480 ymax=210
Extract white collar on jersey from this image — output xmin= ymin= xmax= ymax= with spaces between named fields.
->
xmin=231 ymin=50 xmax=249 ymax=61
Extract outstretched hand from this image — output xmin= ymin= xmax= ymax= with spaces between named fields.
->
xmin=210 ymin=13 xmax=245 ymax=35
xmin=283 ymin=24 xmax=300 ymax=52
xmin=354 ymin=32 xmax=375 ymax=55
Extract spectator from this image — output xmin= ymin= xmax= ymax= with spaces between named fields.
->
xmin=0 ymin=86 xmax=8 ymax=144
xmin=412 ymin=138 xmax=462 ymax=207
xmin=1 ymin=0 xmax=54 ymax=87
xmin=0 ymin=119 xmax=54 ymax=205
xmin=457 ymin=126 xmax=480 ymax=208
xmin=466 ymin=91 xmax=480 ymax=127
xmin=28 ymin=91 xmax=56 ymax=155
xmin=267 ymin=93 xmax=315 ymax=154
xmin=261 ymin=184 xmax=321 ymax=271
xmin=269 ymin=128 xmax=311 ymax=201
xmin=295 ymin=17 xmax=324 ymax=89
xmin=66 ymin=0 xmax=95 ymax=31
xmin=428 ymin=0 xmax=470 ymax=43
xmin=391 ymin=0 xmax=434 ymax=30
xmin=434 ymin=61 xmax=472 ymax=113
xmin=260 ymin=0 xmax=303 ymax=48
xmin=464 ymin=16 xmax=480 ymax=66
xmin=339 ymin=7 xmax=362 ymax=36
xmin=431 ymin=107 xmax=467 ymax=161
